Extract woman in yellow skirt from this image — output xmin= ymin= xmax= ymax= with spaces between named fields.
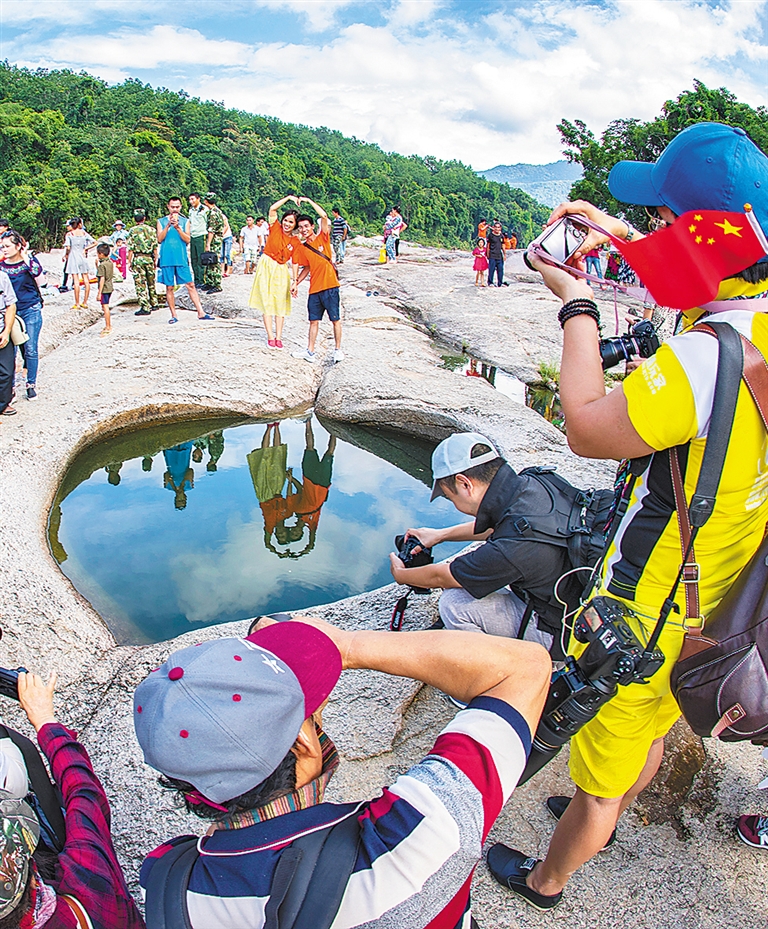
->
xmin=248 ymin=196 xmax=300 ymax=348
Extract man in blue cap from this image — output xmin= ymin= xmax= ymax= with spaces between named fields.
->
xmin=487 ymin=123 xmax=768 ymax=909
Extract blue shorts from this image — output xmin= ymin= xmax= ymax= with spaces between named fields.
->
xmin=158 ymin=265 xmax=193 ymax=286
xmin=307 ymin=287 xmax=340 ymax=322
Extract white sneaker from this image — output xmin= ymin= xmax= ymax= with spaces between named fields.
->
xmin=333 ymin=349 xmax=345 ymax=363
xmin=292 ymin=349 xmax=316 ymax=363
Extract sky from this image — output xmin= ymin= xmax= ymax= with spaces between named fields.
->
xmin=0 ymin=0 xmax=766 ymax=169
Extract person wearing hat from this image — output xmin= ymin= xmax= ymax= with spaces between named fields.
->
xmin=109 ymin=220 xmax=126 ymax=246
xmin=126 ymin=209 xmax=159 ymax=316
xmin=0 ymin=671 xmax=145 ymax=928
xmin=390 ymin=431 xmax=585 ymax=655
xmin=487 ymin=123 xmax=768 ymax=910
xmin=135 ymin=617 xmax=550 ymax=927
xmin=202 ymin=193 xmax=225 ymax=293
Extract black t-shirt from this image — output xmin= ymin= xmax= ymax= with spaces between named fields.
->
xmin=487 ymin=232 xmax=505 ymax=260
xmin=448 ymin=464 xmax=583 ymax=629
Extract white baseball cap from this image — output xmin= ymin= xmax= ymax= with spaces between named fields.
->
xmin=430 ymin=432 xmax=500 ymax=501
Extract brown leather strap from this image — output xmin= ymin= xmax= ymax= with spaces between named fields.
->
xmin=670 ymin=447 xmax=700 ymax=624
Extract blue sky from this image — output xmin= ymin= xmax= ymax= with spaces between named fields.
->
xmin=1 ymin=0 xmax=766 ymax=167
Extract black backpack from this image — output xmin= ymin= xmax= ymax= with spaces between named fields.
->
xmin=514 ymin=466 xmax=619 ymax=594
xmin=145 ymin=807 xmax=361 ymax=929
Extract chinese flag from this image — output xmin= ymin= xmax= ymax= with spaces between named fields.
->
xmin=615 ymin=210 xmax=768 ymax=310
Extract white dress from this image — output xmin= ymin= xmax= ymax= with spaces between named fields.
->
xmin=64 ymin=232 xmax=95 ymax=274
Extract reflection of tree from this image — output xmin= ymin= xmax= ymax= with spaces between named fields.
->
xmin=105 ymin=461 xmax=123 ymax=486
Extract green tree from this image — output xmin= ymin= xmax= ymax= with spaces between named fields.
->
xmin=559 ymin=81 xmax=767 ymax=230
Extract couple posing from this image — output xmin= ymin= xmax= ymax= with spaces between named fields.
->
xmin=248 ymin=196 xmax=343 ymax=362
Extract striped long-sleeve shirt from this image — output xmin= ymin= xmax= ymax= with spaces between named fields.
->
xmin=140 ymin=696 xmax=531 ymax=928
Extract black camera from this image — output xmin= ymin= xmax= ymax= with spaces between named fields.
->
xmin=599 ymin=319 xmax=660 ymax=370
xmin=0 ymin=667 xmax=27 ymax=702
xmin=394 ymin=534 xmax=433 ymax=570
xmin=518 ymin=596 xmax=665 ymax=785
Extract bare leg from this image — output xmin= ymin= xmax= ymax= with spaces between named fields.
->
xmin=275 ymin=316 xmax=285 ymax=341
xmin=332 ymin=320 xmax=342 ymax=349
xmin=72 ymin=277 xmax=81 ymax=307
xmin=82 ymin=276 xmax=90 ymax=306
xmin=102 ymin=304 xmax=111 ymax=332
xmin=263 ymin=314 xmax=274 ymax=340
xmin=165 ymin=287 xmax=177 ymax=320
xmin=307 ymin=320 xmax=320 ymax=353
xmin=185 ymin=283 xmax=206 ymax=317
xmin=528 ymin=736 xmax=666 ymax=897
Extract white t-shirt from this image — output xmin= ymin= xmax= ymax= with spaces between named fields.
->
xmin=254 ymin=222 xmax=269 ymax=244
xmin=240 ymin=226 xmax=261 ymax=251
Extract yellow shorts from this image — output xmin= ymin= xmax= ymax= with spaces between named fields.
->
xmin=568 ymin=605 xmax=686 ymax=798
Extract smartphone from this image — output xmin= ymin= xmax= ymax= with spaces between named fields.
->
xmin=525 ymin=217 xmax=588 ymax=267
xmin=0 ymin=667 xmax=26 ymax=702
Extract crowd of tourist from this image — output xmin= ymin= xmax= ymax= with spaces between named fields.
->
xmin=0 ymin=121 xmax=766 ymax=929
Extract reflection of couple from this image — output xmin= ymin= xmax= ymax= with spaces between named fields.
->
xmin=247 ymin=420 xmax=335 ymax=558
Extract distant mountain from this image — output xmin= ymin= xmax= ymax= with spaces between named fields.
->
xmin=478 ymin=161 xmax=583 ymax=207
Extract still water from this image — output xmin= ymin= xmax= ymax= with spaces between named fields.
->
xmin=49 ymin=416 xmax=466 ymax=644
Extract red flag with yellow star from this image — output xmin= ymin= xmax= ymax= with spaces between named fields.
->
xmin=615 ymin=209 xmax=768 ymax=310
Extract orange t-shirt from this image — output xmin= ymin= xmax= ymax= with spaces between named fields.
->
xmin=295 ymin=478 xmax=329 ymax=532
xmin=260 ymin=492 xmax=298 ymax=534
xmin=477 ymin=222 xmax=489 ymax=238
xmin=292 ymin=230 xmax=338 ymax=294
xmin=263 ymin=221 xmax=297 ymax=265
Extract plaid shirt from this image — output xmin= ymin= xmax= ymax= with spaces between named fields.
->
xmin=37 ymin=723 xmax=145 ymax=929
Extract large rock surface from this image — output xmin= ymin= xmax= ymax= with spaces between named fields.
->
xmin=0 ymin=244 xmax=762 ymax=927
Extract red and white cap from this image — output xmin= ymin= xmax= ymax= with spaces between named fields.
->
xmin=133 ymin=623 xmax=342 ymax=804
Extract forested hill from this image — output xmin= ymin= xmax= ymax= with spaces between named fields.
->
xmin=0 ymin=64 xmax=548 ymax=250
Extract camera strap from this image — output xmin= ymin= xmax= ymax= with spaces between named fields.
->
xmin=639 ymin=322 xmax=766 ymax=669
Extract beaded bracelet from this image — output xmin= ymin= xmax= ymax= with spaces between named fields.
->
xmin=558 ymin=298 xmax=600 ymax=329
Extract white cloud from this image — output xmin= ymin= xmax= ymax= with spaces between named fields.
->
xmin=4 ymin=0 xmax=767 ymax=166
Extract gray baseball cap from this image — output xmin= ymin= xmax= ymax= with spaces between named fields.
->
xmin=133 ymin=623 xmax=342 ymax=804
xmin=430 ymin=432 xmax=500 ymax=501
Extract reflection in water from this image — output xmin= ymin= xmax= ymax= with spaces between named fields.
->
xmin=49 ymin=416 xmax=463 ymax=645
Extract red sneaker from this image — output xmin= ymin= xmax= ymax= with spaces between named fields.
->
xmin=275 ymin=340 xmax=283 ymax=349
xmin=268 ymin=339 xmax=277 ymax=348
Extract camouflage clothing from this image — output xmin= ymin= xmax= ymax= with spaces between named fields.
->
xmin=204 ymin=206 xmax=225 ymax=288
xmin=127 ymin=222 xmax=158 ymax=310
xmin=126 ymin=222 xmax=157 ymax=257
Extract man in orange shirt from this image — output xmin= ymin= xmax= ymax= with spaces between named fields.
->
xmin=291 ymin=197 xmax=343 ymax=364
xmin=294 ymin=419 xmax=336 ymax=551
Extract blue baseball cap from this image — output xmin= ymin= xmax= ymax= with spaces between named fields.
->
xmin=608 ymin=122 xmax=768 ymax=234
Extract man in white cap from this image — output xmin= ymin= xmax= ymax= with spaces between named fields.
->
xmin=390 ymin=431 xmax=585 ymax=654
xmin=135 ymin=616 xmax=550 ymax=928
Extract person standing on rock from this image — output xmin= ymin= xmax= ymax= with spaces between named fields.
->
xmin=134 ymin=614 xmax=550 ymax=928
xmin=202 ymin=193 xmax=225 ymax=294
xmin=330 ymin=207 xmax=349 ymax=264
xmin=486 ymin=220 xmax=507 ymax=287
xmin=126 ymin=209 xmax=159 ymax=317
xmin=63 ymin=218 xmax=95 ymax=310
xmin=0 ymin=269 xmax=17 ymax=416
xmin=290 ymin=199 xmax=343 ymax=364
xmin=472 ymin=237 xmax=489 ymax=286
xmin=248 ymin=196 xmax=300 ymax=348
xmin=383 ymin=206 xmax=406 ymax=263
xmin=254 ymin=215 xmax=269 ymax=255
xmin=187 ymin=193 xmax=208 ymax=288
xmin=239 ymin=216 xmax=261 ymax=274
xmin=156 ymin=197 xmax=214 ymax=325
xmin=0 ymin=229 xmax=46 ymax=400
xmin=488 ymin=122 xmax=768 ymax=911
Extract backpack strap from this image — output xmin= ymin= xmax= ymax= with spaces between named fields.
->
xmin=0 ymin=725 xmax=66 ymax=852
xmin=60 ymin=894 xmax=95 ymax=929
xmin=289 ymin=809 xmax=361 ymax=929
xmin=301 ymin=242 xmax=339 ymax=282
xmin=144 ymin=836 xmax=198 ymax=929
